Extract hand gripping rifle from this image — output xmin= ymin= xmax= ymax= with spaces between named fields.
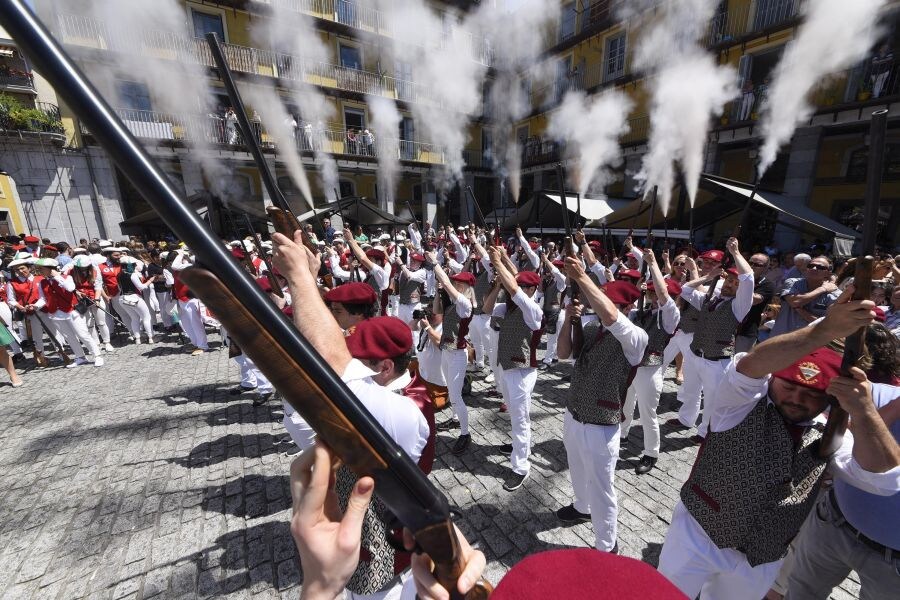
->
xmin=0 ymin=3 xmax=491 ymax=597
xmin=204 ymin=33 xmax=316 ymax=255
xmin=556 ymin=163 xmax=584 ymax=355
xmin=817 ymin=110 xmax=884 ymax=457
xmin=636 ymin=187 xmax=657 ymax=320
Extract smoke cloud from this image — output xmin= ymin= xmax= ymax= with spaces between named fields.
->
xmin=368 ymin=96 xmax=402 ymax=211
xmin=633 ymin=0 xmax=737 ymax=213
xmin=758 ymin=0 xmax=887 ymax=176
xmin=547 ymin=90 xmax=633 ymax=198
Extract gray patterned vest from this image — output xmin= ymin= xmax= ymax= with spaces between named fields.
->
xmin=690 ymin=297 xmax=738 ymax=358
xmin=568 ymin=321 xmax=635 ymax=425
xmin=681 ymin=401 xmax=827 ymax=567
xmin=474 ymin=267 xmax=492 ymax=312
xmin=497 ymin=301 xmax=540 ymax=369
xmin=638 ymin=311 xmax=673 ymax=368
xmin=678 ymin=302 xmax=700 ymax=334
xmin=365 ymin=271 xmax=381 ymax=314
xmin=336 ymin=465 xmax=394 ymax=594
xmin=398 ymin=270 xmax=421 ymax=304
xmin=440 ymin=302 xmax=471 ymax=350
xmin=542 ymin=276 xmax=561 ymax=311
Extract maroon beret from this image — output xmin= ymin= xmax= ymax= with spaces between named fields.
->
xmin=603 ymin=280 xmax=641 ymax=306
xmin=528 ymin=241 xmax=540 ymax=250
xmin=410 ymin=253 xmax=425 ymax=263
xmin=516 ymin=271 xmax=541 ymax=287
xmin=231 ymin=247 xmax=246 ymax=260
xmin=43 ymin=245 xmax=58 ymax=252
xmin=365 ymin=248 xmax=386 ymax=262
xmin=699 ymin=249 xmax=725 ymax=263
xmin=449 ymin=272 xmax=476 ymax=286
xmin=492 ymin=549 xmax=687 ymax=600
xmin=772 ymin=347 xmax=843 ymax=393
xmin=324 ymin=282 xmax=378 ymax=305
xmin=588 ymin=240 xmax=603 ymax=251
xmin=552 ymin=259 xmax=565 ymax=268
xmin=24 ymin=235 xmax=40 ymax=244
xmin=617 ymin=269 xmax=642 ymax=281
xmin=873 ymin=306 xmax=886 ymax=323
xmin=345 ymin=316 xmax=412 ymax=360
xmin=725 ymin=266 xmax=739 ymax=276
xmin=647 ymin=278 xmax=683 ymax=297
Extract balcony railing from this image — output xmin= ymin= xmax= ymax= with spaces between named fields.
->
xmin=56 ymin=14 xmax=442 ymax=107
xmin=78 ymin=107 xmax=445 ymax=165
xmin=0 ymin=72 xmax=35 ymax=90
xmin=0 ymin=56 xmax=36 ymax=91
xmin=704 ymin=0 xmax=802 ymax=48
xmin=0 ymin=101 xmax=65 ymax=136
xmin=520 ymin=115 xmax=650 ymax=168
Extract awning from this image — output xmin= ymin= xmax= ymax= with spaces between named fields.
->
xmin=503 ymin=191 xmax=631 ymax=229
xmin=295 ymin=197 xmax=412 ymax=227
xmin=699 ymin=174 xmax=860 ymax=241
xmin=119 ymin=192 xmax=266 ymax=233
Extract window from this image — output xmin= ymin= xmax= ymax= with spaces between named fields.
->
xmin=604 ymin=33 xmax=627 ymax=82
xmin=191 ymin=10 xmax=225 ymax=40
xmin=559 ymin=2 xmax=577 ymax=42
xmin=344 ymin=107 xmax=366 ymax=131
xmin=336 ymin=0 xmax=358 ymax=28
xmin=516 ymin=125 xmax=529 ymax=147
xmin=482 ymin=128 xmax=493 ymax=164
xmin=395 ymin=60 xmax=414 ymax=101
xmin=400 ymin=117 xmax=415 ymax=160
xmin=340 ymin=180 xmax=355 ymax=198
xmin=846 ymin=143 xmax=900 ymax=182
xmin=0 ymin=210 xmax=10 ymax=237
xmin=339 ymin=44 xmax=362 ymax=70
xmin=753 ymin=0 xmax=796 ymax=32
xmin=116 ymin=80 xmax=152 ymax=113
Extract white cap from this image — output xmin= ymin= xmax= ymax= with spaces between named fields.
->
xmin=379 ymin=233 xmax=391 ymax=242
xmin=98 ymin=240 xmax=113 ymax=248
xmin=72 ymin=255 xmax=93 ymax=268
xmin=71 ymin=247 xmax=88 ymax=254
xmin=7 ymin=251 xmax=36 ymax=268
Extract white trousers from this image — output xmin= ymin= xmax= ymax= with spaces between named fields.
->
xmin=283 ymin=401 xmax=316 ymax=451
xmin=117 ymin=295 xmax=154 ymax=341
xmin=396 ymin=302 xmax=417 ymax=327
xmin=143 ymin=287 xmax=159 ymax=325
xmin=85 ymin=302 xmax=111 ymax=345
xmin=469 ymin=314 xmax=490 ymax=366
xmin=440 ymin=348 xmax=469 ymax=435
xmin=0 ymin=303 xmax=21 ymax=353
xmin=671 ymin=331 xmax=703 ymax=428
xmin=658 ymin=501 xmax=782 ymax=600
xmin=178 ymin=298 xmax=209 ymax=350
xmin=620 ymin=365 xmax=664 ymax=457
xmin=499 ymin=366 xmax=537 ymax=476
xmin=26 ymin=313 xmax=62 ymax=353
xmin=694 ymin=356 xmax=731 ymax=438
xmin=543 ymin=311 xmax=564 ymax=363
xmin=155 ymin=290 xmax=175 ymax=328
xmin=235 ymin=354 xmax=273 ymax=394
xmin=51 ymin=312 xmax=99 ymax=359
xmin=388 ymin=294 xmax=400 ymax=318
xmin=563 ymin=410 xmax=619 ymax=551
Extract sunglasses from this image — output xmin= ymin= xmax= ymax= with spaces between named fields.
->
xmin=807 ymin=264 xmax=831 ymax=271
xmin=673 ymin=261 xmax=686 ymax=266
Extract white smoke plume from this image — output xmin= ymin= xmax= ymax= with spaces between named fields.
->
xmin=380 ymin=1 xmax=488 ymax=195
xmin=757 ymin=0 xmax=887 ymax=176
xmin=85 ymin=0 xmax=229 ymax=198
xmin=634 ymin=0 xmax=737 ymax=213
xmin=547 ymin=90 xmax=633 ymax=198
xmin=254 ymin=4 xmax=340 ymax=201
xmin=241 ymin=85 xmax=314 ymax=213
xmin=368 ymin=96 xmax=402 ymax=212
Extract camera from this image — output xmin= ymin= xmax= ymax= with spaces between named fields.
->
xmin=413 ymin=308 xmax=432 ymax=320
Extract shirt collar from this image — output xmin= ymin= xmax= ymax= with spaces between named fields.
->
xmin=386 ymin=370 xmax=412 ymax=393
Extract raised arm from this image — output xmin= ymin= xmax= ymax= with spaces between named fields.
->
xmin=564 ymin=257 xmax=618 ymax=327
xmin=516 ymin=227 xmax=539 ymax=269
xmin=343 ymin=228 xmax=374 ymax=272
xmin=489 ymin=246 xmax=519 ymax=298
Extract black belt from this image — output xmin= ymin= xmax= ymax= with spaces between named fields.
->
xmin=828 ymin=488 xmax=898 ymax=558
xmin=569 ymin=407 xmax=618 ymax=427
xmin=692 ymin=348 xmax=731 ymax=361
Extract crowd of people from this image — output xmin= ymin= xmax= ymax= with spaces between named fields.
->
xmin=1 ymin=221 xmax=898 ymax=599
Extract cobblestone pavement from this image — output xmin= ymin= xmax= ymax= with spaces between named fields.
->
xmin=0 ymin=332 xmax=861 ymax=599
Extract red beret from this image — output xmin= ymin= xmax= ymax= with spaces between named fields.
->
xmin=648 ymin=278 xmax=683 ymax=297
xmin=700 ymin=249 xmax=725 ymax=263
xmin=12 ymin=244 xmax=24 ymax=251
xmin=410 ymin=253 xmax=425 ymax=263
xmin=255 ymin=275 xmax=271 ymax=292
xmin=24 ymin=235 xmax=39 ymax=243
xmin=528 ymin=241 xmax=540 ymax=250
xmin=588 ymin=240 xmax=603 ymax=251
xmin=345 ymin=316 xmax=412 ymax=360
xmin=873 ymin=306 xmax=886 ymax=323
xmin=617 ymin=269 xmax=642 ymax=281
xmin=43 ymin=245 xmax=58 ymax=252
xmin=725 ymin=266 xmax=739 ymax=276
xmin=552 ymin=259 xmax=565 ymax=268
xmin=516 ymin=271 xmax=541 ymax=287
xmin=324 ymin=282 xmax=378 ymax=305
xmin=491 ymin=548 xmax=687 ymax=600
xmin=772 ymin=347 xmax=843 ymax=393
xmin=365 ymin=248 xmax=386 ymax=262
xmin=231 ymin=247 xmax=246 ymax=259
xmin=603 ymin=280 xmax=641 ymax=306
xmin=449 ymin=272 xmax=476 ymax=286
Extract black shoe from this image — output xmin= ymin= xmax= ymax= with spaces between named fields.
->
xmin=635 ymin=455 xmax=657 ymax=475
xmin=556 ymin=504 xmax=590 ymax=524
xmin=451 ymin=434 xmax=471 ymax=455
xmin=12 ymin=352 xmax=25 ymax=364
xmin=498 ymin=442 xmax=513 ymax=453
xmin=503 ymin=471 xmax=529 ymax=491
xmin=665 ymin=417 xmax=691 ymax=431
xmin=436 ymin=418 xmax=460 ymax=432
xmin=229 ymin=386 xmax=255 ymax=396
xmin=689 ymin=434 xmax=705 ymax=445
xmin=620 ymin=436 xmax=628 ymax=446
xmin=253 ymin=392 xmax=273 ymax=406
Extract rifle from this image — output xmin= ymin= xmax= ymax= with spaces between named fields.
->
xmin=0 ymin=3 xmax=491 ymax=597
xmin=818 ymin=110 xmax=884 ymax=457
xmin=242 ymin=214 xmax=284 ymax=298
xmin=32 ymin=309 xmax=73 ymax=365
xmin=205 ymin=33 xmax=316 ymax=254
xmin=702 ymin=178 xmax=758 ymax=306
xmin=556 ymin=163 xmax=583 ymax=353
xmin=466 ymin=186 xmax=497 ymax=247
xmin=636 ymin=187 xmax=657 ymax=319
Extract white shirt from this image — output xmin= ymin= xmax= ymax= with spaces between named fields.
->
xmin=588 ymin=262 xmax=610 ymax=285
xmin=490 ymin=288 xmax=543 ymax=331
xmin=548 ymin=265 xmax=566 ymax=292
xmin=448 ymin=232 xmax=468 ymax=263
xmin=605 ymin=311 xmax=649 ymax=367
xmin=408 ymin=225 xmax=422 ymax=251
xmin=452 ymin=294 xmax=474 ymax=319
xmin=681 ymin=272 xmax=754 ymax=322
xmin=630 ymin=296 xmax=680 ymax=335
xmin=517 ymin=233 xmax=540 ymax=270
xmin=416 ymin=324 xmax=445 ymax=385
xmin=369 ymin=263 xmax=390 ymax=291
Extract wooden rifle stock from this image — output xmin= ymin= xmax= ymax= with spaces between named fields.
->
xmin=182 ymin=268 xmax=492 ymax=599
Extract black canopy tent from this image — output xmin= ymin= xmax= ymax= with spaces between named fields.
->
xmin=502 ymin=190 xmax=631 ymax=230
xmin=295 ymin=196 xmax=413 ymax=228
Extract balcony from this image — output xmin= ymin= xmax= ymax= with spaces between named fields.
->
xmin=56 ymin=14 xmax=443 ymax=107
xmin=0 ymin=100 xmax=65 ymax=141
xmin=520 ymin=115 xmax=649 ymax=169
xmin=0 ymin=54 xmax=36 ymax=93
xmin=79 ymin=107 xmax=445 ymax=165
xmin=703 ymin=0 xmax=802 ymax=48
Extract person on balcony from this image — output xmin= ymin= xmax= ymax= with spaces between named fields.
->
xmin=738 ymin=80 xmax=756 ymax=122
xmin=224 ymin=107 xmax=238 ymax=145
xmin=871 ymin=43 xmax=894 ymax=98
xmin=346 ymin=128 xmax=358 ymax=154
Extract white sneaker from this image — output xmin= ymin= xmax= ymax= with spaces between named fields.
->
xmin=104 ymin=343 xmax=114 ymax=353
xmin=134 ymin=338 xmax=142 ymax=345
xmin=94 ymin=356 xmax=104 ymax=367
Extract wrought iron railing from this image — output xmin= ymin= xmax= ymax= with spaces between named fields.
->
xmin=704 ymin=0 xmax=802 ymax=47
xmin=0 ymin=101 xmax=64 ymax=135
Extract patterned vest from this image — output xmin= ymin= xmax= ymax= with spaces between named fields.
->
xmin=398 ymin=270 xmax=421 ymax=304
xmin=496 ymin=302 xmax=540 ymax=369
xmin=440 ymin=302 xmax=470 ymax=350
xmin=639 ymin=311 xmax=673 ymax=368
xmin=690 ymin=297 xmax=738 ymax=358
xmin=678 ymin=302 xmax=700 ymax=334
xmin=473 ymin=268 xmax=492 ymax=310
xmin=542 ymin=276 xmax=561 ymax=311
xmin=682 ymin=401 xmax=827 ymax=567
xmin=335 ymin=466 xmax=393 ymax=594
xmin=365 ymin=271 xmax=381 ymax=314
xmin=568 ymin=321 xmax=636 ymax=425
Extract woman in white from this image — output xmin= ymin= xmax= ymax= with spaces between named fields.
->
xmin=33 ymin=258 xmax=102 ymax=367
xmin=68 ymin=255 xmax=112 ymax=351
xmin=116 ymin=257 xmax=155 ymax=344
xmin=0 ymin=271 xmax=22 ymax=357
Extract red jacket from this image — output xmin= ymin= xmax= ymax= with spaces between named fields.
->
xmin=172 ymin=272 xmax=193 ymax=302
xmin=39 ymin=275 xmax=77 ymax=314
xmin=9 ymin=275 xmax=42 ymax=307
xmin=74 ymin=268 xmax=99 ymax=300
xmin=100 ymin=263 xmax=121 ymax=297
